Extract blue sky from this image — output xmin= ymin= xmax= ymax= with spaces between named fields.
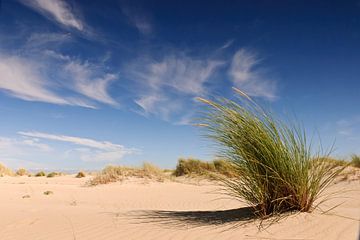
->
xmin=0 ymin=0 xmax=359 ymax=170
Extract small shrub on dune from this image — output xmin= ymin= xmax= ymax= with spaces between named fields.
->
xmin=142 ymin=162 xmax=165 ymax=181
xmin=213 ymin=159 xmax=238 ymax=177
xmin=88 ymin=173 xmax=118 ymax=185
xmin=173 ymin=158 xmax=236 ymax=177
xmin=88 ymin=164 xmax=166 ymax=186
xmin=76 ymin=171 xmax=86 ymax=178
xmin=35 ymin=171 xmax=46 ymax=177
xmin=88 ymin=166 xmax=126 ymax=186
xmin=197 ymin=88 xmax=344 ymax=218
xmin=0 ymin=163 xmax=14 ymax=176
xmin=351 ymin=154 xmax=360 ymax=168
xmin=16 ymin=168 xmax=28 ymax=176
xmin=173 ymin=158 xmax=215 ymax=176
xmin=321 ymin=157 xmax=348 ymax=168
xmin=47 ymin=172 xmax=58 ymax=178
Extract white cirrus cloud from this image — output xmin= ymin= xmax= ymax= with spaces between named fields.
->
xmin=127 ymin=52 xmax=224 ymax=119
xmin=18 ymin=131 xmax=138 ymax=162
xmin=20 ymin=0 xmax=84 ymax=31
xmin=229 ymin=48 xmax=277 ymax=100
xmin=0 ymin=136 xmax=52 ymax=169
xmin=0 ymin=54 xmax=67 ymax=105
xmin=122 ymin=6 xmax=153 ymax=35
xmin=64 ymin=60 xmax=118 ymax=106
xmin=26 ymin=32 xmax=72 ymax=49
xmin=44 ymin=51 xmax=118 ymax=106
xmin=336 ymin=116 xmax=360 ymax=137
xmin=0 ymin=136 xmax=52 ymax=153
xmin=0 ymin=54 xmax=96 ymax=108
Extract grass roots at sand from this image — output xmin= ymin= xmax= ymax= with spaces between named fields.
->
xmin=197 ymin=88 xmax=344 ymax=217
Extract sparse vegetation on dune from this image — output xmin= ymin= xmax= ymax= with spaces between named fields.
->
xmin=47 ymin=172 xmax=59 ymax=178
xmin=76 ymin=171 xmax=86 ymax=178
xmin=197 ymin=88 xmax=345 ymax=218
xmin=350 ymin=154 xmax=360 ymax=168
xmin=43 ymin=191 xmax=53 ymax=195
xmin=35 ymin=171 xmax=46 ymax=177
xmin=88 ymin=162 xmax=166 ymax=186
xmin=16 ymin=168 xmax=28 ymax=176
xmin=173 ymin=158 xmax=237 ymax=178
xmin=321 ymin=157 xmax=348 ymax=167
xmin=0 ymin=163 xmax=14 ymax=176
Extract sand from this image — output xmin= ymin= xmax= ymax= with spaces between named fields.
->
xmin=0 ymin=175 xmax=359 ymax=240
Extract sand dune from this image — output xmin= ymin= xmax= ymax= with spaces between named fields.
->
xmin=0 ymin=176 xmax=359 ymax=240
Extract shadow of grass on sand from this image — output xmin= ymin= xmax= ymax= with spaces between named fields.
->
xmin=124 ymin=207 xmax=258 ymax=228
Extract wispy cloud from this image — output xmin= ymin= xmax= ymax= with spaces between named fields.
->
xmin=0 ymin=54 xmax=75 ymax=105
xmin=229 ymin=48 xmax=277 ymax=100
xmin=122 ymin=6 xmax=153 ymax=35
xmin=219 ymin=39 xmax=234 ymax=50
xmin=0 ymin=136 xmax=52 ymax=169
xmin=20 ymin=0 xmax=84 ymax=31
xmin=0 ymin=44 xmax=118 ymax=108
xmin=336 ymin=116 xmax=360 ymax=137
xmin=45 ymin=51 xmax=119 ymax=106
xmin=64 ymin=60 xmax=118 ymax=106
xmin=0 ymin=136 xmax=52 ymax=153
xmin=25 ymin=32 xmax=72 ymax=49
xmin=127 ymin=52 xmax=224 ymax=119
xmin=18 ymin=131 xmax=138 ymax=162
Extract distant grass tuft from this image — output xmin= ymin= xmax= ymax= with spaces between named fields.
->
xmin=173 ymin=158 xmax=215 ymax=176
xmin=321 ymin=157 xmax=348 ymax=167
xmin=142 ymin=162 xmax=165 ymax=181
xmin=43 ymin=191 xmax=53 ymax=195
xmin=351 ymin=154 xmax=360 ymax=168
xmin=88 ymin=163 xmax=166 ymax=186
xmin=76 ymin=171 xmax=86 ymax=178
xmin=0 ymin=163 xmax=14 ymax=176
xmin=197 ymin=88 xmax=344 ymax=217
xmin=47 ymin=172 xmax=58 ymax=178
xmin=16 ymin=168 xmax=28 ymax=176
xmin=35 ymin=171 xmax=46 ymax=177
xmin=173 ymin=158 xmax=236 ymax=177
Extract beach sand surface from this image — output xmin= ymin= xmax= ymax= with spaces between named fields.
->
xmin=0 ymin=176 xmax=359 ymax=240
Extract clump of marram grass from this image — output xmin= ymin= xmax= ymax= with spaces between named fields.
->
xmin=76 ymin=171 xmax=86 ymax=178
xmin=351 ymin=154 xmax=360 ymax=168
xmin=173 ymin=158 xmax=236 ymax=177
xmin=196 ymin=88 xmax=345 ymax=218
xmin=142 ymin=162 xmax=165 ymax=181
xmin=87 ymin=163 xmax=166 ymax=186
xmin=213 ymin=159 xmax=238 ymax=177
xmin=16 ymin=168 xmax=28 ymax=176
xmin=319 ymin=157 xmax=348 ymax=168
xmin=47 ymin=172 xmax=59 ymax=178
xmin=173 ymin=158 xmax=216 ymax=176
xmin=0 ymin=163 xmax=14 ymax=176
xmin=35 ymin=171 xmax=46 ymax=177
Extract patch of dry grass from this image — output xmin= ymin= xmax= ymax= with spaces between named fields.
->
xmin=16 ymin=168 xmax=28 ymax=176
xmin=76 ymin=171 xmax=86 ymax=178
xmin=87 ymin=163 xmax=166 ymax=186
xmin=351 ymin=154 xmax=360 ymax=168
xmin=321 ymin=157 xmax=348 ymax=167
xmin=173 ymin=158 xmax=237 ymax=178
xmin=0 ymin=163 xmax=14 ymax=176
xmin=47 ymin=172 xmax=59 ymax=178
xmin=35 ymin=171 xmax=46 ymax=177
